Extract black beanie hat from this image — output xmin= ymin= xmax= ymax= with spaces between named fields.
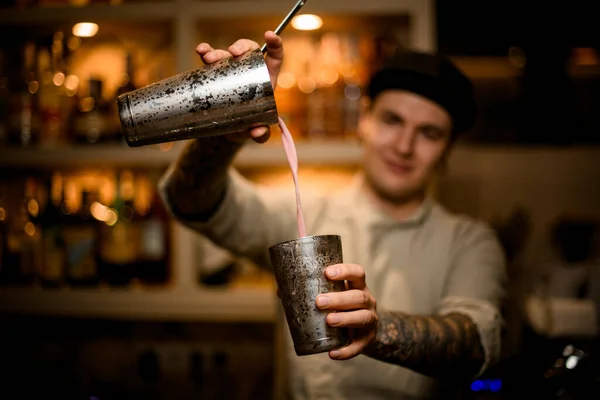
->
xmin=367 ymin=50 xmax=477 ymax=135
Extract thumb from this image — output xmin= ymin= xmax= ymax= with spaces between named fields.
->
xmin=264 ymin=30 xmax=283 ymax=87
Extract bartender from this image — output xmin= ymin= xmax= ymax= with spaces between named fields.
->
xmin=159 ymin=31 xmax=506 ymax=399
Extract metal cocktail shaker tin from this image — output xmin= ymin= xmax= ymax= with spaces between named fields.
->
xmin=269 ymin=235 xmax=351 ymax=356
xmin=117 ymin=48 xmax=279 ymax=147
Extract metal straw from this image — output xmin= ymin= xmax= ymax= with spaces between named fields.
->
xmin=260 ymin=0 xmax=307 ymax=54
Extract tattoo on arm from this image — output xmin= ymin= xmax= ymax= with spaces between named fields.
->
xmin=364 ymin=311 xmax=485 ymax=380
xmin=164 ymin=136 xmax=244 ymax=221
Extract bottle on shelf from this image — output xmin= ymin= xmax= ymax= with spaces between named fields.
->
xmin=0 ymin=50 xmax=9 ymax=144
xmin=137 ymin=349 xmax=162 ymax=400
xmin=62 ymin=185 xmax=100 ymax=287
xmin=116 ymin=51 xmax=137 ymax=97
xmin=8 ymin=41 xmax=39 ymax=147
xmin=134 ymin=172 xmax=170 ymax=285
xmin=0 ymin=178 xmax=41 ymax=285
xmin=0 ymin=187 xmax=9 ymax=285
xmin=189 ymin=351 xmax=205 ymax=397
xmin=71 ymin=77 xmax=111 ymax=144
xmin=37 ymin=172 xmax=67 ymax=288
xmin=22 ymin=177 xmax=42 ymax=284
xmin=207 ymin=351 xmax=236 ymax=400
xmin=37 ymin=31 xmax=70 ymax=147
xmin=98 ymin=169 xmax=138 ymax=286
xmin=111 ymin=50 xmax=138 ymax=145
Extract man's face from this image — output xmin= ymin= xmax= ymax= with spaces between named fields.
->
xmin=358 ymin=90 xmax=453 ymax=203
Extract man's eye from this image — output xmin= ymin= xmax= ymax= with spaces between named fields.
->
xmin=381 ymin=114 xmax=401 ymax=125
xmin=421 ymin=130 xmax=444 ymax=140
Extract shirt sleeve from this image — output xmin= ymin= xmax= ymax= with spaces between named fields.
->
xmin=436 ymin=221 xmax=507 ymax=378
xmin=158 ymin=166 xmax=314 ymax=267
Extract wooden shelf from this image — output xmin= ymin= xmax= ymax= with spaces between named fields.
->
xmin=0 ymin=2 xmax=176 ymax=24
xmin=189 ymin=0 xmax=423 ymax=18
xmin=0 ymin=0 xmax=425 ymax=24
xmin=0 ymin=142 xmax=184 ymax=168
xmin=0 ymin=141 xmax=362 ymax=168
xmin=0 ymin=286 xmax=277 ymax=322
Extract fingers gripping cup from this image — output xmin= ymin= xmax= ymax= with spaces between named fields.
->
xmin=117 ymin=48 xmax=278 ymax=147
xmin=269 ymin=235 xmax=351 ymax=356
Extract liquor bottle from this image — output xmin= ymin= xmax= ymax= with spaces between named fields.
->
xmin=189 ymin=351 xmax=205 ymax=397
xmin=0 ymin=178 xmax=41 ymax=285
xmin=0 ymin=189 xmax=9 ymax=285
xmin=0 ymin=50 xmax=9 ymax=144
xmin=112 ymin=51 xmax=138 ymax=145
xmin=72 ymin=77 xmax=108 ymax=144
xmin=8 ymin=41 xmax=39 ymax=147
xmin=21 ymin=177 xmax=42 ymax=284
xmin=63 ymin=188 xmax=100 ymax=286
xmin=98 ymin=170 xmax=138 ymax=286
xmin=0 ymin=185 xmax=19 ymax=285
xmin=38 ymin=31 xmax=70 ymax=147
xmin=38 ymin=172 xmax=66 ymax=288
xmin=207 ymin=351 xmax=236 ymax=400
xmin=116 ymin=51 xmax=137 ymax=96
xmin=135 ymin=173 xmax=170 ymax=285
xmin=137 ymin=350 xmax=161 ymax=400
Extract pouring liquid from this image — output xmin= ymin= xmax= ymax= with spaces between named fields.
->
xmin=278 ymin=117 xmax=307 ymax=238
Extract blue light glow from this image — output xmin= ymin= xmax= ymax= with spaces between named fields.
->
xmin=470 ymin=379 xmax=502 ymax=392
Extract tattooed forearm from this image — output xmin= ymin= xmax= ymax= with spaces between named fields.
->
xmin=163 ymin=136 xmax=244 ymax=221
xmin=364 ymin=311 xmax=485 ymax=380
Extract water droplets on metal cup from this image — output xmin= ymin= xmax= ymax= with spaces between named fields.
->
xmin=117 ymin=48 xmax=279 ymax=147
xmin=269 ymin=235 xmax=351 ymax=356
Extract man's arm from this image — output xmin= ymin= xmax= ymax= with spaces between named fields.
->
xmin=159 ymin=135 xmax=304 ymax=265
xmin=365 ymin=221 xmax=506 ymax=381
xmin=364 ymin=311 xmax=485 ymax=380
xmin=161 ymin=136 xmax=243 ymax=222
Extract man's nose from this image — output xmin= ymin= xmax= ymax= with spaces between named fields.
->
xmin=395 ymin=129 xmax=416 ymax=156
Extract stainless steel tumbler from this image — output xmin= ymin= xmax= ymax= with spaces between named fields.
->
xmin=269 ymin=235 xmax=351 ymax=356
xmin=117 ymin=48 xmax=279 ymax=147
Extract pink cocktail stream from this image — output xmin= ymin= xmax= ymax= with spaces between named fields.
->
xmin=278 ymin=117 xmax=307 ymax=238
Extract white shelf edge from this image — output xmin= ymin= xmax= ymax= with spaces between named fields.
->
xmin=0 ymin=2 xmax=177 ymax=24
xmin=189 ymin=0 xmax=425 ymax=18
xmin=0 ymin=286 xmax=277 ymax=322
xmin=0 ymin=142 xmax=362 ymax=168
xmin=0 ymin=0 xmax=426 ymax=24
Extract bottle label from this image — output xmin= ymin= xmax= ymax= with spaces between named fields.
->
xmin=141 ymin=219 xmax=165 ymax=261
xmin=100 ymin=222 xmax=139 ymax=264
xmin=42 ymin=229 xmax=65 ymax=281
xmin=63 ymin=226 xmax=97 ymax=280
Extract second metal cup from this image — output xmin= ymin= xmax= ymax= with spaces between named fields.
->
xmin=269 ymin=234 xmax=351 ymax=356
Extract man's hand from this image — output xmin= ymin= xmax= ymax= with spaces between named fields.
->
xmin=315 ymin=264 xmax=379 ymax=361
xmin=195 ymin=30 xmax=284 ymax=144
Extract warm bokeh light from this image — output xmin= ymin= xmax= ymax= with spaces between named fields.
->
xmin=320 ymin=68 xmax=339 ymax=86
xmin=72 ymin=22 xmax=99 ymax=38
xmin=27 ymin=199 xmax=39 ymax=217
xmin=297 ymin=77 xmax=316 ymax=94
xmin=105 ymin=209 xmax=118 ymax=226
xmin=291 ymin=14 xmax=323 ymax=31
xmin=277 ymin=72 xmax=296 ymax=89
xmin=24 ymin=222 xmax=36 ymax=237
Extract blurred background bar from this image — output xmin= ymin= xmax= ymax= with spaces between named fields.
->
xmin=0 ymin=0 xmax=599 ymax=399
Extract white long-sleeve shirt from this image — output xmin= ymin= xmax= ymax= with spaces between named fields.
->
xmin=159 ymin=167 xmax=506 ymax=399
